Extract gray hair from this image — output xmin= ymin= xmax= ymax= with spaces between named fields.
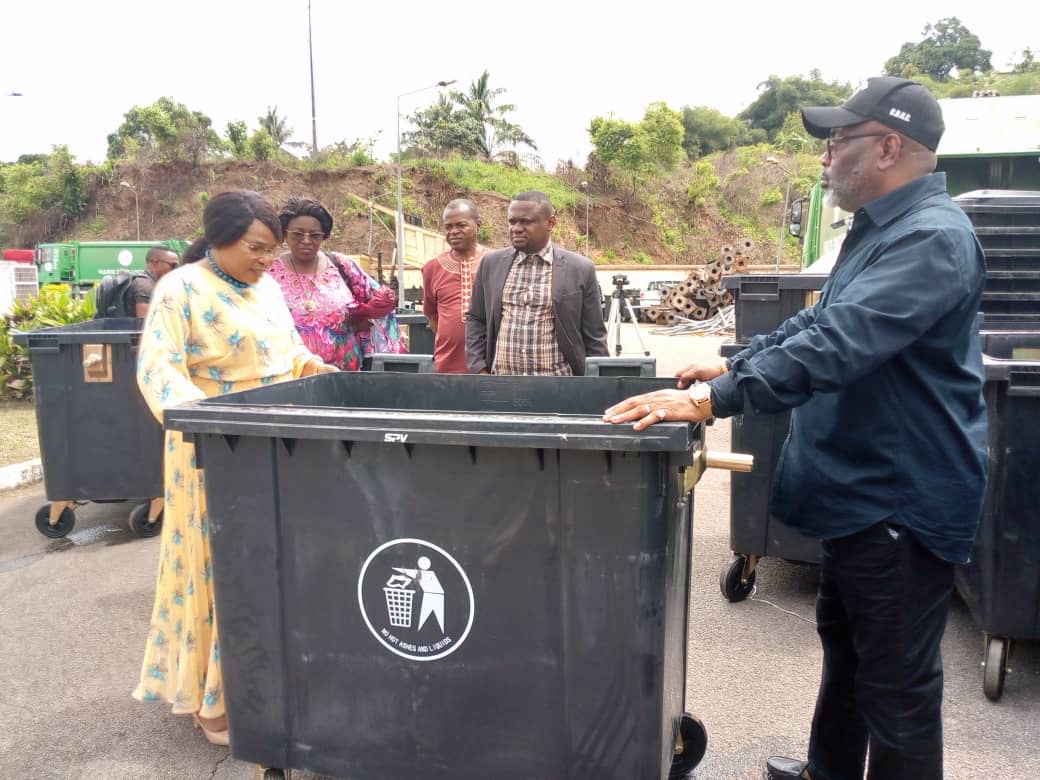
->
xmin=443 ymin=198 xmax=480 ymax=221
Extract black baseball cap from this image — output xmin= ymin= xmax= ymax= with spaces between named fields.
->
xmin=801 ymin=76 xmax=945 ymax=151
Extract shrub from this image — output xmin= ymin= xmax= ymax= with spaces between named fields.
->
xmin=0 ymin=286 xmax=93 ymax=400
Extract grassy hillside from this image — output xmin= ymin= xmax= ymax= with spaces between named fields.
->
xmin=4 ymin=149 xmax=824 ymax=268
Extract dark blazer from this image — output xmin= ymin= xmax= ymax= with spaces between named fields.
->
xmin=465 ymin=245 xmax=608 ymax=375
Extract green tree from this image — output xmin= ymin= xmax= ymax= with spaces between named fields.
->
xmin=589 ymin=116 xmax=646 ymax=170
xmin=772 ymin=111 xmax=819 ymax=154
xmin=403 ymin=94 xmax=485 ymax=158
xmin=681 ymin=105 xmax=744 ymax=159
xmin=0 ymin=145 xmax=86 ymax=223
xmin=453 ymin=70 xmax=537 ymax=160
xmin=106 ymin=97 xmax=222 ymax=164
xmin=247 ymin=129 xmax=278 ymax=161
xmin=1011 ymin=47 xmax=1038 ymax=73
xmin=225 ymin=121 xmax=249 ymax=159
xmin=739 ymin=72 xmax=852 ymax=140
xmin=258 ymin=106 xmax=293 ymax=147
xmin=884 ymin=18 xmax=992 ymax=81
xmin=639 ymin=102 xmax=685 ymax=170
xmin=588 ymin=102 xmax=686 ymax=173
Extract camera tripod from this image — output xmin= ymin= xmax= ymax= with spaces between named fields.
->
xmin=605 ymin=279 xmax=650 ymax=358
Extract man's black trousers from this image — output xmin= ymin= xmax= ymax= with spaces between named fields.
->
xmin=807 ymin=520 xmax=954 ymax=780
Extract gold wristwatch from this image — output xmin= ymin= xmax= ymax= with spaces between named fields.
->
xmin=688 ymin=382 xmax=714 ymax=417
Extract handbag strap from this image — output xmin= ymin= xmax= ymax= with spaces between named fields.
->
xmin=326 ymin=252 xmax=369 ymax=302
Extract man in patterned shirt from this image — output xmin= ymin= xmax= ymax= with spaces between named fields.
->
xmin=466 ymin=191 xmax=607 ymax=375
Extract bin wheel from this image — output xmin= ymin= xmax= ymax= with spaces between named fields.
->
xmin=261 ymin=770 xmax=288 ymax=780
xmin=669 ymin=713 xmax=707 ymax=778
xmin=983 ymin=635 xmax=1010 ymax=701
xmin=128 ymin=504 xmax=163 ymax=538
xmin=719 ymin=555 xmax=756 ymax=602
xmin=34 ymin=504 xmax=75 ymax=539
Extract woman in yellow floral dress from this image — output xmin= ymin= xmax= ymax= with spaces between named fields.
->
xmin=132 ymin=190 xmax=335 ymax=744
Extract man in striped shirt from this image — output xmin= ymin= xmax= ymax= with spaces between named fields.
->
xmin=465 ymin=191 xmax=607 ymax=375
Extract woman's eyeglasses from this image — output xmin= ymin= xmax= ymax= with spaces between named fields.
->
xmin=238 ymin=239 xmax=281 ymax=257
xmin=287 ymin=230 xmax=325 ymax=242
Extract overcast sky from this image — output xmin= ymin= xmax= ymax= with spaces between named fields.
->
xmin=0 ymin=1 xmax=1035 ymax=168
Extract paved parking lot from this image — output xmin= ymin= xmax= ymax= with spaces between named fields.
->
xmin=0 ymin=326 xmax=1036 ymax=778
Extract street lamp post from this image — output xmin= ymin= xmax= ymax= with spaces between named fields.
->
xmin=307 ymin=0 xmax=318 ymax=156
xmin=395 ymin=79 xmax=455 ymax=309
xmin=765 ymin=157 xmax=795 ymax=272
xmin=581 ymin=181 xmax=590 ymax=258
xmin=120 ymin=181 xmax=140 ymax=241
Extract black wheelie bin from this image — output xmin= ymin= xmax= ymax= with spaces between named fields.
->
xmin=396 ymin=311 xmax=435 ymax=355
xmin=954 ymin=332 xmax=1040 ymax=701
xmin=716 ymin=274 xmax=828 ymax=601
xmin=952 ymin=190 xmax=1040 ymax=701
xmin=164 ymin=372 xmax=753 ymax=779
xmin=13 ymin=317 xmax=164 ymax=539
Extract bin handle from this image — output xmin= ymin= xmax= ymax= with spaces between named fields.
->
xmin=683 ymin=447 xmax=754 ymax=493
xmin=705 ymin=450 xmax=754 ymax=472
xmin=1008 ymin=369 xmax=1040 ymax=397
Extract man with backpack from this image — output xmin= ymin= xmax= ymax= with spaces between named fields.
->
xmin=94 ymin=246 xmax=179 ymax=318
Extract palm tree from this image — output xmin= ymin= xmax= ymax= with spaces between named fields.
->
xmin=454 ymin=71 xmax=537 ymax=160
xmin=258 ymin=106 xmax=293 ymax=148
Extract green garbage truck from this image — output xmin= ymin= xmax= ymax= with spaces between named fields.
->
xmin=791 ymin=93 xmax=1040 ymax=270
xmin=35 ymin=239 xmax=188 ymax=293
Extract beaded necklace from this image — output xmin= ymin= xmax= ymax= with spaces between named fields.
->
xmin=205 ymin=251 xmax=251 ymax=290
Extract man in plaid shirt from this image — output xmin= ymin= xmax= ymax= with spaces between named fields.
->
xmin=465 ymin=191 xmax=607 ymax=375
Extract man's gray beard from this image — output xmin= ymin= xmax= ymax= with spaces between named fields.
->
xmin=823 ymin=187 xmax=841 ymax=210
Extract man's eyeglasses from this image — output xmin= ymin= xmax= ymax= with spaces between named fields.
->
xmin=287 ymin=230 xmax=325 ymax=242
xmin=238 ymin=239 xmax=281 ymax=257
xmin=826 ymin=132 xmax=892 ymax=157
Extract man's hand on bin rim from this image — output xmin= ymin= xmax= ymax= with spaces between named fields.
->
xmin=603 ymin=388 xmax=712 ymax=431
xmin=675 ymin=356 xmax=729 ymax=388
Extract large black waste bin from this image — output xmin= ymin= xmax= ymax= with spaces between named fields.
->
xmin=722 ymin=274 xmax=828 ymax=342
xmin=956 ymin=190 xmax=1040 ymax=331
xmin=954 ymin=330 xmax=1040 ymax=701
xmin=717 ymin=343 xmax=820 ymax=602
xmin=164 ymin=373 xmax=746 ymax=779
xmin=13 ymin=318 xmax=164 ymax=539
xmin=397 ymin=311 xmax=435 ymax=355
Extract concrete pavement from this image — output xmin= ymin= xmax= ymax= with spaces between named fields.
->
xmin=0 ymin=327 xmax=1036 ymax=778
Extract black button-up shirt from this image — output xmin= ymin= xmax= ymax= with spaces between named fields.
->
xmin=710 ymin=173 xmax=988 ymax=563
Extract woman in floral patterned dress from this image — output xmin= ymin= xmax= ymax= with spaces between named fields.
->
xmin=132 ymin=190 xmax=335 ymax=745
xmin=269 ymin=196 xmax=403 ymax=370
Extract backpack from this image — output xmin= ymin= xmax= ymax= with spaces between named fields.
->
xmin=93 ymin=270 xmax=145 ymax=319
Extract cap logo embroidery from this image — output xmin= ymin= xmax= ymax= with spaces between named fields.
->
xmin=889 ymin=108 xmax=912 ymax=122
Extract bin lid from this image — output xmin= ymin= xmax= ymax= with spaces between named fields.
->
xmin=164 ymin=373 xmax=699 ymax=454
xmin=12 ymin=317 xmax=144 ymax=347
xmin=955 ymin=190 xmax=1040 ymax=208
xmin=722 ymin=274 xmax=829 ymax=292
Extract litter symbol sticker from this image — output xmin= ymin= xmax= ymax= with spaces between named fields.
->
xmin=357 ymin=538 xmax=474 ymax=661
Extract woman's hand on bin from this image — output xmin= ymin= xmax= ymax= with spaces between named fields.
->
xmin=675 ymin=357 xmax=729 ymax=388
xmin=300 ymin=358 xmax=338 ymax=376
xmin=603 ymin=388 xmax=711 ymax=431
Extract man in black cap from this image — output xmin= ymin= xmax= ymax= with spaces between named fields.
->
xmin=603 ymin=77 xmax=987 ymax=780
